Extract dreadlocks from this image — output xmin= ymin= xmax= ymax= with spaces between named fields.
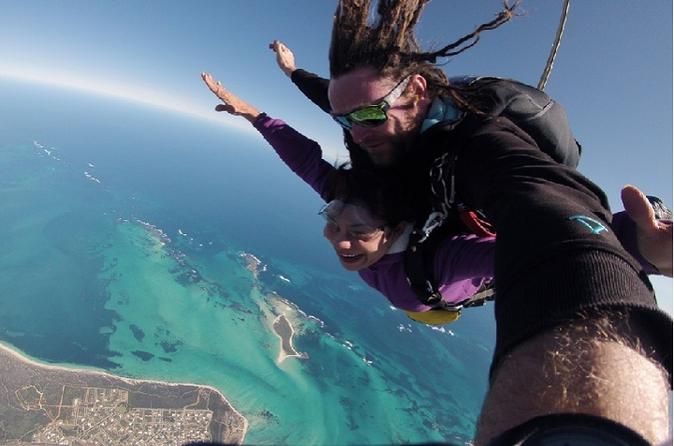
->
xmin=329 ymin=0 xmax=518 ymax=99
xmin=329 ymin=0 xmax=430 ymax=77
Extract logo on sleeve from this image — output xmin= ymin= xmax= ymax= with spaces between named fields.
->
xmin=568 ymin=215 xmax=608 ymax=234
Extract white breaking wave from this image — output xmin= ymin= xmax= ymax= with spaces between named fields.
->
xmin=397 ymin=324 xmax=413 ymax=333
xmin=32 ymin=141 xmax=62 ymax=162
xmin=83 ymin=171 xmax=101 ymax=183
xmin=430 ymin=326 xmax=455 ymax=336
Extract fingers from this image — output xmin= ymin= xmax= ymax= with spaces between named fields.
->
xmin=201 ymin=72 xmax=231 ymax=102
xmin=269 ymin=40 xmax=296 ymax=78
xmin=201 ymin=72 xmax=219 ymax=93
xmin=622 ymin=185 xmax=658 ymax=231
xmin=269 ymin=40 xmax=289 ymax=54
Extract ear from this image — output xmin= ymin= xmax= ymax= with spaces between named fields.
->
xmin=408 ymin=74 xmax=428 ymax=99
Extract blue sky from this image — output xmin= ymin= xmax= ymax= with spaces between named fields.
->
xmin=1 ymin=0 xmax=671 ymax=310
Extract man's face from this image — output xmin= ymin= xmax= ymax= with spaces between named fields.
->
xmin=328 ymin=67 xmax=423 ymax=166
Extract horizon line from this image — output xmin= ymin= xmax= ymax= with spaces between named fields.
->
xmin=0 ymin=66 xmax=255 ymax=134
xmin=0 ymin=66 xmax=348 ymax=163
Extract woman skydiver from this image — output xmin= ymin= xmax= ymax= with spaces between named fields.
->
xmin=201 ymin=72 xmax=670 ymax=326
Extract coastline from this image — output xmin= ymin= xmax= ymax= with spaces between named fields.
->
xmin=0 ymin=340 xmax=248 ymax=443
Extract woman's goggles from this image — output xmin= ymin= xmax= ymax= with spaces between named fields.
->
xmin=318 ymin=200 xmax=385 ymax=242
xmin=332 ymin=76 xmax=411 ymax=130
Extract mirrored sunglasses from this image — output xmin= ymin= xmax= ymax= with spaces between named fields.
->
xmin=332 ymin=76 xmax=411 ymax=130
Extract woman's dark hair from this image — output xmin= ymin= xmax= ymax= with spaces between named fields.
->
xmin=325 ymin=163 xmax=415 ymax=227
xmin=329 ymin=0 xmax=518 ymax=110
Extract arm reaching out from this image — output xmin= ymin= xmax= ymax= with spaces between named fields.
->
xmin=201 ymin=72 xmax=261 ymax=123
xmin=269 ymin=40 xmax=297 ymax=78
xmin=622 ymin=185 xmax=673 ymax=276
xmin=269 ymin=41 xmax=333 ymax=113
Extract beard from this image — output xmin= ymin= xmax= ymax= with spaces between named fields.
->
xmin=364 ymin=130 xmax=417 ymax=167
xmin=349 ymin=104 xmax=423 ymax=167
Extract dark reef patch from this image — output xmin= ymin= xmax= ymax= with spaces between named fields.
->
xmin=131 ymin=350 xmax=154 ymax=361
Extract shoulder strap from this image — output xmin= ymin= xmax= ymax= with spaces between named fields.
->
xmin=403 ymin=224 xmax=448 ymax=306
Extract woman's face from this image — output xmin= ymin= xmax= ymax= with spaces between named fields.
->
xmin=320 ymin=200 xmax=401 ymax=271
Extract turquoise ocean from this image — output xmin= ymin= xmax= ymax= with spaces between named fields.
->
xmin=0 ymin=79 xmax=496 ymax=444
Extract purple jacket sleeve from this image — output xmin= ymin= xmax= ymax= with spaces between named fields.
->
xmin=252 ymin=113 xmax=334 ymax=201
xmin=433 ymin=234 xmax=496 ymax=303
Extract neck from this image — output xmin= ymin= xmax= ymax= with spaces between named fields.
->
xmin=387 ymin=223 xmax=414 ymax=254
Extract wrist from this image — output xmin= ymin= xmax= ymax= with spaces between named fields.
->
xmin=284 ymin=67 xmax=296 ymax=78
xmin=243 ymin=110 xmax=263 ymax=123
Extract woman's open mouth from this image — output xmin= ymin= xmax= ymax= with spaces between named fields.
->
xmin=338 ymin=253 xmax=364 ymax=264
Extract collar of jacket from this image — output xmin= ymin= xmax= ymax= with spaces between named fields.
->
xmin=420 ymin=97 xmax=463 ymax=134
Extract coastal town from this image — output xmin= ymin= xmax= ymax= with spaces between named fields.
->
xmin=31 ymin=387 xmax=215 ymax=445
xmin=0 ymin=345 xmax=247 ymax=445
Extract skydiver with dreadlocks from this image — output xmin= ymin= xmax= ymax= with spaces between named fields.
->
xmin=262 ymin=1 xmax=672 ymax=444
xmin=202 ymin=72 xmax=671 ymax=330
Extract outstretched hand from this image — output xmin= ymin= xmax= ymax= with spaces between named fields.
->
xmin=269 ymin=40 xmax=296 ymax=78
xmin=622 ymin=185 xmax=673 ymax=277
xmin=201 ymin=72 xmax=261 ymax=123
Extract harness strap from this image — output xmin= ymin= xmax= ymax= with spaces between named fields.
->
xmin=458 ymin=208 xmax=496 ymax=237
xmin=433 ymin=280 xmax=496 ymax=313
xmin=404 ymin=227 xmax=444 ymax=306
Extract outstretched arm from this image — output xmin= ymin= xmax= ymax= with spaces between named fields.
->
xmin=269 ymin=40 xmax=333 ymax=113
xmin=269 ymin=40 xmax=296 ymax=78
xmin=201 ymin=72 xmax=334 ymax=200
xmin=201 ymin=72 xmax=261 ymax=123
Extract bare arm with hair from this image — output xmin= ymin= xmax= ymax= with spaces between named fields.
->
xmin=475 ymin=312 xmax=671 ymax=445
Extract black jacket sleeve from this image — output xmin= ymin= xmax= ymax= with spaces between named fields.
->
xmin=290 ymin=69 xmax=332 ymax=113
xmin=453 ymin=116 xmax=672 ymax=381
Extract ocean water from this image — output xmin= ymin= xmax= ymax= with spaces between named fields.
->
xmin=0 ymin=79 xmax=495 ymax=444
